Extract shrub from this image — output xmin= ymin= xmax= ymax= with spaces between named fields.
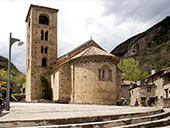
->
xmin=127 ymin=102 xmax=130 ymax=105
xmin=1 ymin=87 xmax=7 ymax=98
xmin=12 ymin=93 xmax=22 ymax=97
xmin=40 ymin=75 xmax=51 ymax=99
xmin=140 ymin=100 xmax=145 ymax=104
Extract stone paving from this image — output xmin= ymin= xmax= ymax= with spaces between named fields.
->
xmin=0 ymin=102 xmax=163 ymax=121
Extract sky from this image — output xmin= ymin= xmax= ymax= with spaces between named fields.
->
xmin=0 ymin=0 xmax=170 ymax=73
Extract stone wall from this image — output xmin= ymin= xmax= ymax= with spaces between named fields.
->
xmin=26 ymin=5 xmax=58 ymax=101
xmin=130 ymin=85 xmax=156 ymax=106
xmin=70 ymin=56 xmax=120 ymax=105
xmin=121 ymin=85 xmax=130 ymax=102
xmin=156 ymin=98 xmax=170 ymax=108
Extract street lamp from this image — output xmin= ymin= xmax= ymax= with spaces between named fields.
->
xmin=6 ymin=33 xmax=24 ymax=111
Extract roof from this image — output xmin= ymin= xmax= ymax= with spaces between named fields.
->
xmin=25 ymin=4 xmax=59 ymax=22
xmin=121 ymin=80 xmax=136 ymax=85
xmin=146 ymin=67 xmax=170 ymax=79
xmin=129 ymin=84 xmax=155 ymax=90
xmin=50 ymin=38 xmax=120 ymax=72
xmin=54 ymin=38 xmax=119 ymax=66
xmin=71 ymin=46 xmax=116 ymax=59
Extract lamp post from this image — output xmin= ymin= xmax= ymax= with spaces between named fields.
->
xmin=6 ymin=33 xmax=24 ymax=111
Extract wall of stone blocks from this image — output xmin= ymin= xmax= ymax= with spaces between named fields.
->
xmin=26 ymin=5 xmax=58 ymax=101
xmin=121 ymin=85 xmax=130 ymax=102
xmin=130 ymin=87 xmax=140 ymax=106
xmin=58 ymin=63 xmax=71 ymax=101
xmin=70 ymin=56 xmax=120 ymax=105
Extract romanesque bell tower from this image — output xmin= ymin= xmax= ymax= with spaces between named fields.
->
xmin=25 ymin=5 xmax=58 ymax=101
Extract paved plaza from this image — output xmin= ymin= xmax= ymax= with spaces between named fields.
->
xmin=0 ymin=102 xmax=162 ymax=121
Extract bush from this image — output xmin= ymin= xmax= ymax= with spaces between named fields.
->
xmin=1 ymin=87 xmax=7 ymax=98
xmin=40 ymin=75 xmax=51 ymax=99
xmin=140 ymin=100 xmax=145 ymax=104
xmin=127 ymin=102 xmax=130 ymax=105
xmin=12 ymin=93 xmax=22 ymax=97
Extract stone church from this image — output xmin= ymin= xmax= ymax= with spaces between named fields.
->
xmin=25 ymin=4 xmax=122 ymax=105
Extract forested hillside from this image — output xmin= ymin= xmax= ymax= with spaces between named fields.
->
xmin=111 ymin=16 xmax=170 ymax=73
xmin=0 ymin=55 xmax=21 ymax=74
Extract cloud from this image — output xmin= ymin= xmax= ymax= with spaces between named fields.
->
xmin=0 ymin=0 xmax=169 ymax=73
xmin=102 ymin=0 xmax=170 ymax=24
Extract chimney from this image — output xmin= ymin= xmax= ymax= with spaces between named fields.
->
xmin=137 ymin=79 xmax=141 ymax=85
xmin=151 ymin=68 xmax=156 ymax=75
xmin=121 ymin=78 xmax=124 ymax=83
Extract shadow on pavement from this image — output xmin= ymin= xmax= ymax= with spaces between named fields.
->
xmin=0 ymin=110 xmax=9 ymax=117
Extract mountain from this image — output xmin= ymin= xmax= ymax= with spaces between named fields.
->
xmin=111 ymin=16 xmax=170 ymax=73
xmin=0 ymin=55 xmax=21 ymax=74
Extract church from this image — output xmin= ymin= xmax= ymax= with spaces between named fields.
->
xmin=25 ymin=4 xmax=122 ymax=105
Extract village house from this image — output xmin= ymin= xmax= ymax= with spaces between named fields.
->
xmin=25 ymin=4 xmax=122 ymax=105
xmin=121 ymin=79 xmax=136 ymax=104
xmin=130 ymin=67 xmax=170 ymax=107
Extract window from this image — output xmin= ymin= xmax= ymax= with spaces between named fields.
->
xmin=102 ymin=69 xmax=105 ymax=79
xmin=39 ymin=15 xmax=49 ymax=25
xmin=41 ymin=46 xmax=43 ymax=53
xmin=53 ymin=73 xmax=55 ymax=84
xmin=45 ymin=47 xmax=48 ymax=54
xmin=45 ymin=31 xmax=48 ymax=41
xmin=108 ymin=69 xmax=112 ymax=81
xmin=147 ymin=87 xmax=151 ymax=92
xmin=42 ymin=58 xmax=47 ymax=67
xmin=99 ymin=65 xmax=112 ymax=81
xmin=41 ymin=30 xmax=44 ymax=40
xmin=141 ymin=97 xmax=146 ymax=102
xmin=165 ymin=89 xmax=168 ymax=98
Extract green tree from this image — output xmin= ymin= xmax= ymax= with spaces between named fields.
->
xmin=0 ymin=68 xmax=7 ymax=80
xmin=40 ymin=75 xmax=51 ymax=99
xmin=0 ymin=68 xmax=25 ymax=86
xmin=118 ymin=58 xmax=148 ymax=83
xmin=16 ymin=73 xmax=26 ymax=86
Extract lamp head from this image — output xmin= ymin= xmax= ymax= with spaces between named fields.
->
xmin=18 ymin=41 xmax=24 ymax=46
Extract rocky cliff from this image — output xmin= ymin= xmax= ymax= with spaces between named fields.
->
xmin=111 ymin=16 xmax=170 ymax=73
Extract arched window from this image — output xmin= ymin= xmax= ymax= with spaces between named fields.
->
xmin=41 ymin=30 xmax=44 ymax=40
xmin=99 ymin=65 xmax=112 ymax=81
xmin=45 ymin=47 xmax=48 ymax=54
xmin=45 ymin=31 xmax=48 ymax=41
xmin=39 ymin=15 xmax=49 ymax=25
xmin=42 ymin=58 xmax=47 ymax=67
xmin=41 ymin=46 xmax=43 ymax=53
xmin=102 ymin=69 xmax=105 ymax=79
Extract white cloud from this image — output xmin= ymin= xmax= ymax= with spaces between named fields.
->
xmin=0 ymin=0 xmax=169 ymax=73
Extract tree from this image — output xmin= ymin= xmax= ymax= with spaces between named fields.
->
xmin=0 ymin=68 xmax=7 ymax=80
xmin=118 ymin=58 xmax=148 ymax=83
xmin=40 ymin=75 xmax=51 ymax=99
xmin=0 ymin=68 xmax=25 ymax=86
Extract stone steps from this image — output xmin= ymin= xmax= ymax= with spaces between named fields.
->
xmin=2 ymin=108 xmax=170 ymax=128
xmin=32 ymin=110 xmax=170 ymax=128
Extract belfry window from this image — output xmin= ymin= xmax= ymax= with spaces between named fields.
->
xmin=41 ymin=46 xmax=43 ymax=53
xmin=45 ymin=47 xmax=48 ymax=54
xmin=45 ymin=31 xmax=48 ymax=41
xmin=42 ymin=58 xmax=47 ymax=67
xmin=41 ymin=30 xmax=44 ymax=40
xmin=39 ymin=15 xmax=49 ymax=25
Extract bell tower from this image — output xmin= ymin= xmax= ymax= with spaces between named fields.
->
xmin=25 ymin=5 xmax=59 ymax=101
